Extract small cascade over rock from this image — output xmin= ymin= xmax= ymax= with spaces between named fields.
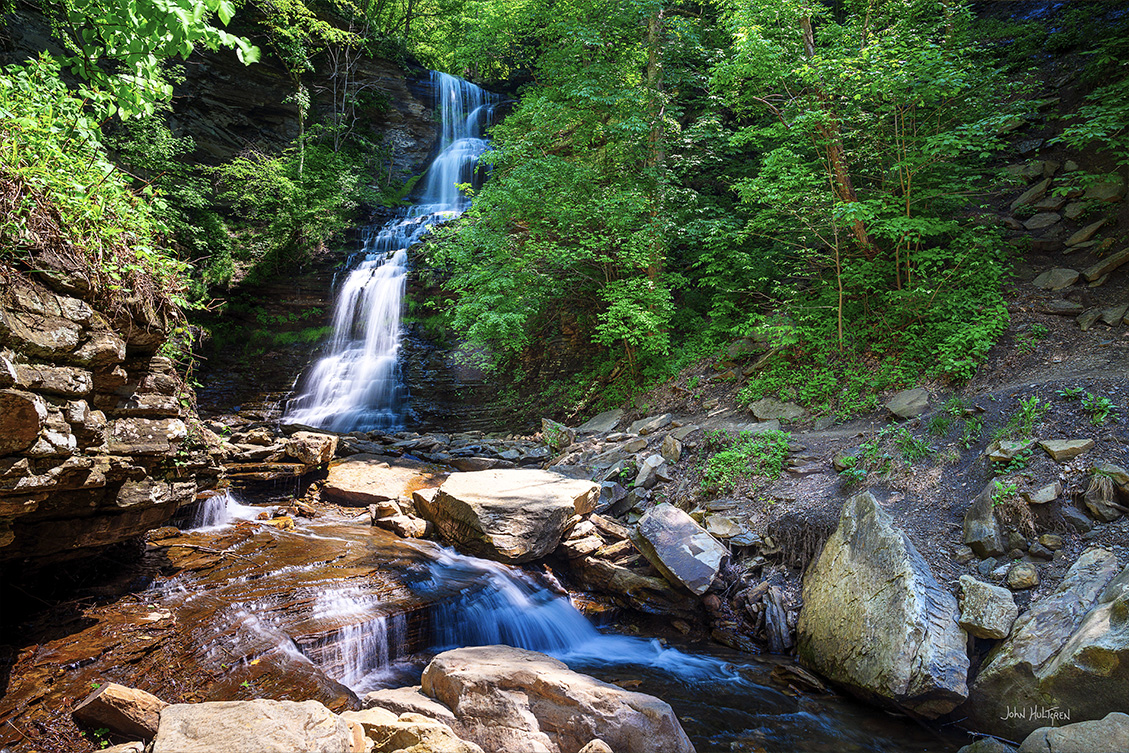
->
xmin=179 ymin=490 xmax=262 ymax=530
xmin=303 ymin=588 xmax=409 ymax=691
xmin=284 ymin=72 xmax=497 ymax=433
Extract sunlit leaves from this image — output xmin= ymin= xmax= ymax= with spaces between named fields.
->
xmin=55 ymin=0 xmax=259 ymax=117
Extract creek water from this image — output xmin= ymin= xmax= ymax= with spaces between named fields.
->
xmin=141 ymin=499 xmax=962 ymax=752
xmin=284 ymin=72 xmax=496 ymax=432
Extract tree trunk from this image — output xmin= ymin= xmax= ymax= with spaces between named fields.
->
xmin=800 ymin=16 xmax=876 ymax=260
xmin=645 ymin=8 xmax=665 ymax=280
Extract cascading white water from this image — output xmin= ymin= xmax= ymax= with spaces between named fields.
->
xmin=284 ymin=72 xmax=496 ymax=433
xmin=416 ymin=545 xmax=743 ymax=683
xmin=181 ymin=490 xmax=262 ymax=530
xmin=307 ymin=588 xmax=409 ymax=690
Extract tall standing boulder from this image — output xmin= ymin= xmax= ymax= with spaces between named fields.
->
xmin=634 ymin=504 xmax=728 ymax=596
xmin=964 ymin=548 xmax=1123 ymax=739
xmin=797 ymin=491 xmax=969 ymax=718
xmin=964 ymin=482 xmax=1006 ymax=558
xmin=424 ymin=469 xmax=599 ymax=563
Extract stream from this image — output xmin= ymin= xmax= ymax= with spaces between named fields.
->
xmin=151 ymin=492 xmax=962 ymax=753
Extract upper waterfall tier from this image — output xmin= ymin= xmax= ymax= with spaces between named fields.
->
xmin=284 ymin=72 xmax=497 ymax=433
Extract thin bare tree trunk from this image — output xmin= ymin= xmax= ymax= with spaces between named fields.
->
xmin=800 ymin=16 xmax=876 ymax=260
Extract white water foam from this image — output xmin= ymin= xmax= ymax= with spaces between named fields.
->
xmin=284 ymin=72 xmax=497 ymax=433
xmin=182 ymin=490 xmax=262 ymax=530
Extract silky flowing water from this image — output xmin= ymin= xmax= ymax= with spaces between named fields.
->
xmin=0 ymin=493 xmax=964 ymax=751
xmin=284 ymin=72 xmax=496 ymax=432
xmin=119 ymin=498 xmax=961 ymax=752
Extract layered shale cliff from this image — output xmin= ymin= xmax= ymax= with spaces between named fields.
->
xmin=0 ymin=271 xmax=223 ymax=565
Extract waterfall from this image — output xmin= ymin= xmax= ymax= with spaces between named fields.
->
xmin=284 ymin=72 xmax=497 ymax=433
xmin=305 ymin=588 xmax=409 ymax=690
xmin=180 ymin=490 xmax=261 ymax=530
xmin=416 ymin=545 xmax=743 ymax=683
xmin=308 ymin=541 xmax=744 ymax=695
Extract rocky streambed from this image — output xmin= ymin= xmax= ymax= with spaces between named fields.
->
xmin=4 ymin=395 xmax=1129 ymax=753
xmin=0 ymin=489 xmax=967 ymax=752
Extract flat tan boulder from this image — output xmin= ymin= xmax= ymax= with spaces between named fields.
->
xmin=425 ymin=469 xmax=598 ymax=563
xmin=341 ymin=707 xmax=484 ymax=753
xmin=322 ymin=454 xmax=445 ymax=507
xmin=151 ymin=699 xmax=363 ymax=753
xmin=421 ymin=646 xmax=695 ymax=753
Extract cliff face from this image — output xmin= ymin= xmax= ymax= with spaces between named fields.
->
xmin=0 ymin=271 xmax=223 ymax=565
xmin=171 ymin=47 xmax=439 ymax=175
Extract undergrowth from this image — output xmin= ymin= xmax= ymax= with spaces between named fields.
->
xmin=0 ymin=56 xmax=191 ymax=323
xmin=699 ymin=428 xmax=791 ymax=494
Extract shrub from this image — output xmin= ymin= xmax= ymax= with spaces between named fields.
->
xmin=0 ymin=56 xmax=192 ymax=322
xmin=700 ymin=428 xmax=791 ymax=494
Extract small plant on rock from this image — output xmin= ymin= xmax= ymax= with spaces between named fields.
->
xmin=991 ymin=478 xmax=1019 ymax=507
xmin=994 ymin=447 xmax=1035 ymax=475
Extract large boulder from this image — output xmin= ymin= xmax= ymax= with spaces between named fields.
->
xmin=576 ymin=409 xmax=623 ymax=434
xmin=321 ymin=454 xmax=444 ymax=507
xmin=796 ymin=491 xmax=969 ymax=718
xmin=285 ymin=431 xmax=338 ymax=466
xmin=633 ymin=504 xmax=728 ymax=596
xmin=151 ymin=700 xmax=364 ymax=753
xmin=341 ymin=707 xmax=484 ymax=753
xmin=885 ymin=388 xmax=930 ymax=419
xmin=420 ymin=646 xmax=695 ymax=753
xmin=1018 ymin=712 xmax=1129 ymax=753
xmin=965 ymin=549 xmax=1124 ymax=739
xmin=750 ymin=397 xmax=806 ymax=422
xmin=424 ymin=469 xmax=599 ymax=564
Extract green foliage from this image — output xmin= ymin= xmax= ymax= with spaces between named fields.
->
xmin=991 ymin=478 xmax=1018 ymax=507
xmin=895 ymin=428 xmax=933 ymax=462
xmin=1016 ymin=323 xmax=1049 ymax=355
xmin=959 ymin=415 xmax=983 ymax=450
xmin=1057 ymin=386 xmax=1084 ymax=401
xmin=49 ymin=0 xmax=258 ymax=117
xmin=215 ymin=144 xmax=361 ymax=280
xmin=699 ymin=428 xmax=791 ymax=494
xmin=994 ymin=395 xmax=1049 ymax=440
xmin=711 ymin=0 xmax=1013 ymax=394
xmin=1082 ymin=393 xmax=1118 ymax=426
xmin=1051 ymin=15 xmax=1129 ymax=169
xmin=838 ymin=423 xmax=934 ymax=485
xmin=428 ymin=0 xmax=671 ymax=375
xmin=994 ymin=447 xmax=1034 ymax=475
xmin=0 ymin=56 xmax=193 ymax=319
